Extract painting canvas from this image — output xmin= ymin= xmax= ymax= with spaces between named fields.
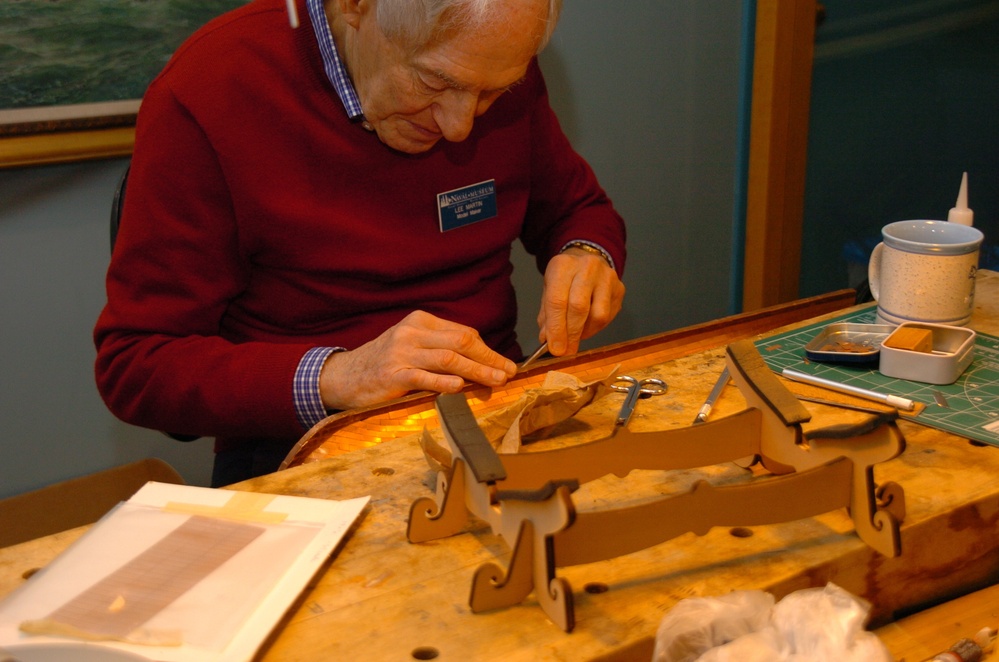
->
xmin=0 ymin=0 xmax=251 ymax=136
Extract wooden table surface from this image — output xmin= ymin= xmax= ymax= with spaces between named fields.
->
xmin=5 ymin=275 xmax=999 ymax=661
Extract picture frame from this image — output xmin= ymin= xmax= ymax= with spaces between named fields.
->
xmin=0 ymin=101 xmax=140 ymax=169
xmin=0 ymin=0 xmax=250 ymax=169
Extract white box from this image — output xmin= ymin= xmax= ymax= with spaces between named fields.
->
xmin=879 ymin=322 xmax=976 ymax=385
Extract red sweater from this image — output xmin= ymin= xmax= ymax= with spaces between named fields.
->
xmin=94 ymin=0 xmax=626 ymax=450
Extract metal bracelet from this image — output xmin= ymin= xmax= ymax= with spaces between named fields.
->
xmin=560 ymin=241 xmax=613 ymax=268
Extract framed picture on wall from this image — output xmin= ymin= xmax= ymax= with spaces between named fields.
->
xmin=0 ymin=0 xmax=251 ymax=168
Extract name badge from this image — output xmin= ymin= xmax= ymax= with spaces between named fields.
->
xmin=437 ymin=179 xmax=498 ymax=232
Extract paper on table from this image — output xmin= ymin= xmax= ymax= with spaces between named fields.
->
xmin=0 ymin=482 xmax=368 ymax=662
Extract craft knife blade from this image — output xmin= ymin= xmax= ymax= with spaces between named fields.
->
xmin=519 ymin=341 xmax=549 ymax=371
xmin=693 ymin=367 xmax=731 ymax=424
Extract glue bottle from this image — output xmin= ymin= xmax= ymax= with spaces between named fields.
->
xmin=948 ymin=172 xmax=974 ymax=226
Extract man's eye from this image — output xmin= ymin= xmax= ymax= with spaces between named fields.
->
xmin=417 ymin=75 xmax=446 ymax=93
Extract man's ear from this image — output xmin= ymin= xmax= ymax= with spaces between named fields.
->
xmin=334 ymin=0 xmax=367 ymax=30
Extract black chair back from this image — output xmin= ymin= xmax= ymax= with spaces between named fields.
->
xmin=109 ymin=164 xmax=130 ymax=252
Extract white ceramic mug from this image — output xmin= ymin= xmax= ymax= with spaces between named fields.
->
xmin=868 ymin=220 xmax=983 ymax=326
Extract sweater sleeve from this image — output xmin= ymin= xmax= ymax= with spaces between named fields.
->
xmin=94 ymin=81 xmax=311 ymax=442
xmin=519 ymin=63 xmax=627 ymax=277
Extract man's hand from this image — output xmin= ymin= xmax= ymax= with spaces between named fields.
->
xmin=319 ymin=311 xmax=517 ymax=410
xmin=536 ymin=248 xmax=625 ymax=357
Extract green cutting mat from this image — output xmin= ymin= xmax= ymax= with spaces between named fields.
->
xmin=755 ymin=306 xmax=999 ymax=446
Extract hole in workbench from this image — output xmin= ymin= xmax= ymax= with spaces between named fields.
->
xmin=584 ymin=582 xmax=609 ymax=594
xmin=411 ymin=647 xmax=440 ymax=660
xmin=729 ymin=527 xmax=754 ymax=538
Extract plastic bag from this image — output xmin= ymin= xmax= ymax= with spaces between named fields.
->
xmin=652 ymin=590 xmax=775 ymax=662
xmin=652 ymin=583 xmax=891 ymax=662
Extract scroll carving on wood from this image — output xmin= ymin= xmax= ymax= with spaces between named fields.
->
xmin=407 ymin=340 xmax=907 ymax=631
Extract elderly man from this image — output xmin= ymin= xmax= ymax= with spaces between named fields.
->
xmin=95 ymin=0 xmax=627 ymax=485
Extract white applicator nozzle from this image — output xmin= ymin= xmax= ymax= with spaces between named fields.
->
xmin=948 ymin=171 xmax=973 ymax=226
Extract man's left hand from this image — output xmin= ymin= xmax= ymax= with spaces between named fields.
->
xmin=535 ymin=248 xmax=625 ymax=357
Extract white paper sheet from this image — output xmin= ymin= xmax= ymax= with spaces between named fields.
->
xmin=0 ymin=482 xmax=369 ymax=662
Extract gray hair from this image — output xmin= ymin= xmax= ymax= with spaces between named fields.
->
xmin=375 ymin=0 xmax=562 ymax=51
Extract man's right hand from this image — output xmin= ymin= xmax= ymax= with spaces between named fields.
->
xmin=318 ymin=310 xmax=517 ymax=410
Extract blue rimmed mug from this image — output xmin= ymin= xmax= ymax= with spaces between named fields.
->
xmin=868 ymin=220 xmax=983 ymax=326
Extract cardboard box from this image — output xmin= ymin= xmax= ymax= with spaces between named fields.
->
xmin=0 ymin=458 xmax=183 ymax=548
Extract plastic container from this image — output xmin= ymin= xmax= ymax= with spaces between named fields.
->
xmin=879 ymin=322 xmax=976 ymax=384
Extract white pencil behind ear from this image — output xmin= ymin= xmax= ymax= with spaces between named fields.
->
xmin=286 ymin=0 xmax=300 ymax=28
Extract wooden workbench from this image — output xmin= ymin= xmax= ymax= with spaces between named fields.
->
xmin=5 ymin=276 xmax=999 ymax=660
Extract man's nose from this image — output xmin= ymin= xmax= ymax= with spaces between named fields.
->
xmin=433 ymin=91 xmax=478 ymax=142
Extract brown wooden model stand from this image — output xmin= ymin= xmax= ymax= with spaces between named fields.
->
xmin=407 ymin=339 xmax=907 ymax=632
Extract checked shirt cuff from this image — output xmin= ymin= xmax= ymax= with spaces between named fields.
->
xmin=294 ymin=346 xmax=346 ymax=430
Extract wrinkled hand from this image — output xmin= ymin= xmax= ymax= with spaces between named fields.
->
xmin=536 ymin=249 xmax=625 ymax=357
xmin=319 ymin=311 xmax=517 ymax=410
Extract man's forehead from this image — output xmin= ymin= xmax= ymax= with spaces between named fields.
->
xmin=405 ymin=12 xmax=542 ymax=91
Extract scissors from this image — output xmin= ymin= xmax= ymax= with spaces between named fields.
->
xmin=610 ymin=375 xmax=668 ymax=427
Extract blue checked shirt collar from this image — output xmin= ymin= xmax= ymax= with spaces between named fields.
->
xmin=306 ymin=0 xmax=365 ymax=120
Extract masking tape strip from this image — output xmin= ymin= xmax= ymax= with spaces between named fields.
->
xmin=164 ymin=491 xmax=288 ymax=524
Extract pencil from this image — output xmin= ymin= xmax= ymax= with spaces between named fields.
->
xmin=285 ymin=0 xmax=300 ymax=28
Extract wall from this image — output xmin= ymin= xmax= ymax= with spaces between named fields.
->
xmin=0 ymin=159 xmax=217 ymax=498
xmin=800 ymin=0 xmax=999 ymax=296
xmin=523 ymin=1 xmax=745 ymax=348
xmin=0 ymin=2 xmax=745 ymax=498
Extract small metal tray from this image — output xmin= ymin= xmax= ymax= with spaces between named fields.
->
xmin=880 ymin=322 xmax=976 ymax=384
xmin=804 ymin=323 xmax=895 ymax=364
